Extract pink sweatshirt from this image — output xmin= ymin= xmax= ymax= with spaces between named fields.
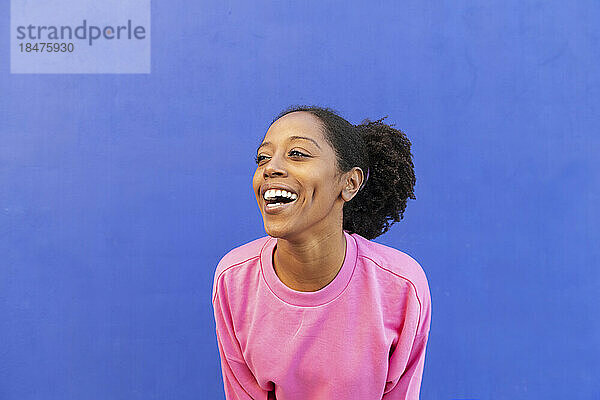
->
xmin=212 ymin=230 xmax=431 ymax=400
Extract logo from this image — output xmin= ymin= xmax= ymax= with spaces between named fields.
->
xmin=16 ymin=20 xmax=147 ymax=47
xmin=11 ymin=0 xmax=151 ymax=74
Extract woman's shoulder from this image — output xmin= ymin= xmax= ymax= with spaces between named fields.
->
xmin=351 ymin=232 xmax=432 ymax=336
xmin=351 ymin=232 xmax=430 ymax=298
xmin=212 ymin=236 xmax=271 ymax=299
xmin=352 ymin=232 xmax=423 ymax=268
xmin=215 ymin=235 xmax=271 ymax=274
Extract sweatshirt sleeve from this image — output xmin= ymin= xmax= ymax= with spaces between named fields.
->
xmin=382 ymin=282 xmax=431 ymax=400
xmin=213 ymin=289 xmax=271 ymax=400
xmin=382 ymin=332 xmax=429 ymax=399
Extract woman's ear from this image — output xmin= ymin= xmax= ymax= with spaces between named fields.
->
xmin=341 ymin=167 xmax=365 ymax=202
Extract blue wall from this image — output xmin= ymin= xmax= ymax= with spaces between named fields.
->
xmin=2 ymin=1 xmax=599 ymax=399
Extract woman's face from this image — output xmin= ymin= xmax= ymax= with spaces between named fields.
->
xmin=252 ymin=111 xmax=347 ymax=240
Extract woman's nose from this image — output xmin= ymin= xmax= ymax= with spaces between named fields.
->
xmin=263 ymin=155 xmax=287 ymax=178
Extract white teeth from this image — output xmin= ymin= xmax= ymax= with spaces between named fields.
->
xmin=263 ymin=188 xmax=298 ymax=201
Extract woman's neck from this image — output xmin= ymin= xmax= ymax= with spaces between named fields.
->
xmin=273 ymin=228 xmax=347 ymax=292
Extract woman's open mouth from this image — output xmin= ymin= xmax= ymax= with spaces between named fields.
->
xmin=263 ymin=188 xmax=298 ymax=214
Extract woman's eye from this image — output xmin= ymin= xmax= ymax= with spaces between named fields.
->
xmin=288 ymin=150 xmax=307 ymax=158
xmin=254 ymin=151 xmax=306 ymax=165
xmin=254 ymin=154 xmax=269 ymax=164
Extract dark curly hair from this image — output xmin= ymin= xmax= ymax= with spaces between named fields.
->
xmin=272 ymin=105 xmax=416 ymax=240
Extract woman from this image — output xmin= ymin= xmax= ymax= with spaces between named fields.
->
xmin=212 ymin=105 xmax=431 ymax=399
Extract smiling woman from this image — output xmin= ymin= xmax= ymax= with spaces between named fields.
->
xmin=212 ymin=105 xmax=431 ymax=400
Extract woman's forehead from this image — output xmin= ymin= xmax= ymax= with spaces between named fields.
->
xmin=263 ymin=111 xmax=325 ymax=144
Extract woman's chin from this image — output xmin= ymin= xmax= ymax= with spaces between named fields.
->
xmin=263 ymin=225 xmax=285 ymax=238
xmin=263 ymin=222 xmax=294 ymax=239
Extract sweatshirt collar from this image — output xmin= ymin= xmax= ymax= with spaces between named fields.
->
xmin=260 ymin=230 xmax=358 ymax=307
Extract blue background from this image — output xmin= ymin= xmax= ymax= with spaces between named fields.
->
xmin=2 ymin=1 xmax=599 ymax=399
